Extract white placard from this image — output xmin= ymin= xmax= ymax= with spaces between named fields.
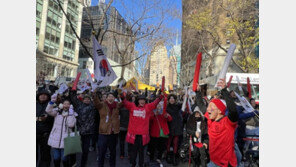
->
xmin=57 ymin=83 xmax=68 ymax=95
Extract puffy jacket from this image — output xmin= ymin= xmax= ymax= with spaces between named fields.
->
xmin=150 ymin=113 xmax=172 ymax=138
xmin=166 ymin=103 xmax=183 ymax=136
xmin=70 ymin=91 xmax=98 ymax=135
xmin=93 ymin=95 xmax=120 ymax=135
xmin=46 ymin=103 xmax=76 ymax=149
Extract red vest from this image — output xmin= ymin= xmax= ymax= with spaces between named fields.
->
xmin=205 ymin=112 xmax=238 ymax=167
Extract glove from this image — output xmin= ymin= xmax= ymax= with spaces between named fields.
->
xmin=50 ymin=93 xmax=57 ymax=104
xmin=69 ymin=105 xmax=74 ymax=116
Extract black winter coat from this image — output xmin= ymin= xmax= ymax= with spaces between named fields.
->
xmin=36 ymin=101 xmax=54 ymax=134
xmin=167 ymin=103 xmax=183 ymax=136
xmin=119 ymin=106 xmax=129 ymax=130
xmin=186 ymin=112 xmax=209 ymax=145
xmin=70 ymin=91 xmax=98 ymax=135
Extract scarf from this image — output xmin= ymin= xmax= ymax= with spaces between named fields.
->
xmin=105 ymin=101 xmax=117 ymax=115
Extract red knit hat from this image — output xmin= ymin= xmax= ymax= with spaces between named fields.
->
xmin=210 ymin=98 xmax=227 ymax=115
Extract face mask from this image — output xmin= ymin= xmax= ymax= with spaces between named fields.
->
xmin=195 ymin=117 xmax=202 ymax=122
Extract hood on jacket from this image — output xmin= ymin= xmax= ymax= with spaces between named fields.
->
xmin=193 ymin=106 xmax=204 ymax=118
xmin=36 ymin=89 xmax=50 ymax=102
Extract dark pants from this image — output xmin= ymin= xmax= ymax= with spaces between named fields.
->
xmin=167 ymin=135 xmax=179 ymax=154
xmin=97 ymin=134 xmax=118 ymax=167
xmin=150 ymin=137 xmax=167 ymax=161
xmin=119 ymin=130 xmax=131 ymax=157
xmin=192 ymin=146 xmax=207 ymax=167
xmin=130 ymin=135 xmax=145 ymax=167
xmin=80 ymin=134 xmax=93 ymax=167
xmin=36 ymin=133 xmax=51 ymax=167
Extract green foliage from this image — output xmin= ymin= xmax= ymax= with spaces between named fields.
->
xmin=185 ymin=0 xmax=259 ymax=73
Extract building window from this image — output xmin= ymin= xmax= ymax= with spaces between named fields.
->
xmin=46 ymin=63 xmax=55 ymax=77
xmin=82 ymin=61 xmax=87 ymax=69
xmin=36 ymin=2 xmax=43 ymax=18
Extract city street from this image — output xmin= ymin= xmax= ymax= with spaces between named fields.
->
xmin=45 ymin=143 xmax=189 ymax=167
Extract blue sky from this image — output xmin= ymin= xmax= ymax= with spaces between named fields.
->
xmin=91 ymin=0 xmax=182 ymax=48
xmin=91 ymin=0 xmax=182 ymax=74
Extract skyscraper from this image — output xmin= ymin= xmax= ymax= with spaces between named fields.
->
xmin=149 ymin=42 xmax=170 ymax=88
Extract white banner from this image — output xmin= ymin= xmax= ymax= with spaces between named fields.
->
xmin=78 ymin=80 xmax=90 ymax=93
xmin=234 ymin=92 xmax=254 ymax=113
xmin=57 ymin=83 xmax=68 ymax=95
xmin=92 ymin=36 xmax=117 ymax=87
xmin=215 ymin=44 xmax=236 ymax=88
xmin=86 ymin=69 xmax=97 ymax=92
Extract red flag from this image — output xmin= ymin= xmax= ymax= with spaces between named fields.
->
xmin=247 ymin=77 xmax=252 ymax=98
xmin=162 ymin=77 xmax=167 ymax=115
xmin=227 ymin=75 xmax=233 ymax=88
xmin=192 ymin=52 xmax=202 ymax=92
xmin=161 ymin=76 xmax=165 ymax=92
xmin=163 ymin=95 xmax=168 ymax=115
xmin=71 ymin=72 xmax=81 ymax=91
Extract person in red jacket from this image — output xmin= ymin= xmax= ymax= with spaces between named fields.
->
xmin=149 ymin=102 xmax=172 ymax=164
xmin=121 ymin=92 xmax=164 ymax=167
xmin=205 ymin=79 xmax=239 ymax=167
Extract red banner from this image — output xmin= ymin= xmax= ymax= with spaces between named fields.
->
xmin=192 ymin=52 xmax=202 ymax=92
xmin=247 ymin=77 xmax=252 ymax=99
xmin=71 ymin=72 xmax=81 ymax=91
xmin=227 ymin=75 xmax=233 ymax=88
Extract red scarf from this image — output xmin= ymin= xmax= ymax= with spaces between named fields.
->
xmin=105 ymin=101 xmax=117 ymax=115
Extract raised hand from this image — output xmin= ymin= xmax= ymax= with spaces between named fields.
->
xmin=51 ymin=93 xmax=57 ymax=103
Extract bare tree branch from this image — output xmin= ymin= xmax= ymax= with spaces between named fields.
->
xmin=56 ymin=0 xmax=93 ymax=60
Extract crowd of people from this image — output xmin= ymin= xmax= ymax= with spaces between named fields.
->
xmin=36 ymin=78 xmax=259 ymax=167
